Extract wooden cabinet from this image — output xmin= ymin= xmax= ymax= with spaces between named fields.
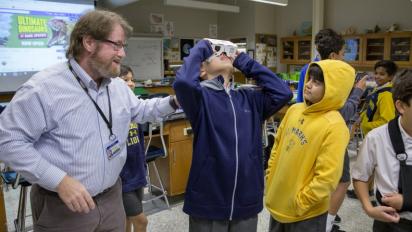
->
xmin=280 ymin=37 xmax=295 ymax=63
xmin=363 ymin=33 xmax=387 ymax=65
xmin=169 ymin=139 xmax=193 ymax=195
xmin=281 ymin=37 xmax=295 ymax=62
xmin=281 ymin=32 xmax=412 ymax=68
xmin=362 ymin=32 xmax=412 ymax=67
xmin=297 ymin=37 xmax=312 ymax=62
xmin=149 ymin=119 xmax=193 ymax=196
xmin=280 ymin=36 xmax=312 ymax=64
xmin=389 ymin=31 xmax=412 ymax=66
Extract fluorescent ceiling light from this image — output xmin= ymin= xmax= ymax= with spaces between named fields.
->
xmin=100 ymin=0 xmax=140 ymax=8
xmin=164 ymin=0 xmax=240 ymax=13
xmin=249 ymin=0 xmax=288 ymax=6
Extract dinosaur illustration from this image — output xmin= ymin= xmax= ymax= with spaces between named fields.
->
xmin=47 ymin=18 xmax=68 ymax=47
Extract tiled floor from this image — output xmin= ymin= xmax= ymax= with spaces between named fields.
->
xmin=146 ymin=198 xmax=373 ymax=232
xmin=4 ymin=140 xmax=374 ymax=232
xmin=3 ymin=181 xmax=374 ymax=232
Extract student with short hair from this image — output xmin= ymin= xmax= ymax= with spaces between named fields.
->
xmin=297 ymin=28 xmax=367 ymax=231
xmin=296 ymin=28 xmax=346 ymax=103
xmin=360 ymin=60 xmax=397 ymax=135
xmin=353 ymin=69 xmax=412 ymax=232
xmin=173 ymin=39 xmax=292 ymax=232
xmin=119 ymin=64 xmax=148 ymax=232
xmin=265 ymin=60 xmax=355 ymax=232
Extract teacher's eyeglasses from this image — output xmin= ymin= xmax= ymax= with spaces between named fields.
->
xmin=97 ymin=39 xmax=127 ymax=51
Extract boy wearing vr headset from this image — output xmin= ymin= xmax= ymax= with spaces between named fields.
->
xmin=353 ymin=69 xmax=412 ymax=232
xmin=173 ymin=39 xmax=292 ymax=232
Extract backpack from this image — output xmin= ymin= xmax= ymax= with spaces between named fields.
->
xmin=376 ymin=116 xmax=412 ymax=212
xmin=366 ymin=87 xmax=391 ymax=122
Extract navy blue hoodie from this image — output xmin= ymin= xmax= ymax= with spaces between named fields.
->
xmin=173 ymin=40 xmax=292 ymax=220
xmin=120 ymin=122 xmax=147 ymax=192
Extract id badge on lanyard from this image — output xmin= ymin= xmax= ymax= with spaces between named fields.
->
xmin=68 ymin=61 xmax=121 ymax=160
xmin=106 ymin=135 xmax=121 ymax=160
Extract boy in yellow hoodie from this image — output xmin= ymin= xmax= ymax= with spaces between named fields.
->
xmin=265 ymin=60 xmax=355 ymax=232
xmin=360 ymin=60 xmax=397 ymax=135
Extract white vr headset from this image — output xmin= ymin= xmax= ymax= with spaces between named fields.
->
xmin=204 ymin=38 xmax=238 ymax=61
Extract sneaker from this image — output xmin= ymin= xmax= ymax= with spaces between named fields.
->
xmin=331 ymin=224 xmax=346 ymax=232
xmin=333 ymin=214 xmax=341 ymax=223
xmin=346 ymin=189 xmax=357 ymax=199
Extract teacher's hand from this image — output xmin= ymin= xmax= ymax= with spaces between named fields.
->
xmin=57 ymin=175 xmax=95 ymax=213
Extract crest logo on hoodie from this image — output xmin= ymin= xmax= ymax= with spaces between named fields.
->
xmin=127 ymin=123 xmax=140 ymax=146
xmin=292 ymin=127 xmax=308 ymax=145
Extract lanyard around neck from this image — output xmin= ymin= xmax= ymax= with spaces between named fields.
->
xmin=68 ymin=62 xmax=115 ymax=140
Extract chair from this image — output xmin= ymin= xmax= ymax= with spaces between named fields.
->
xmin=348 ymin=115 xmax=364 ymax=156
xmin=142 ymin=93 xmax=170 ymax=208
xmin=263 ymin=117 xmax=278 ymax=169
xmin=1 ymin=170 xmax=31 ymax=232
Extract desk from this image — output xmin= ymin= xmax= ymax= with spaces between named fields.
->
xmin=0 ymin=93 xmax=13 ymax=102
xmin=146 ymin=119 xmax=193 ymax=196
xmin=139 ymin=85 xmax=175 ymax=96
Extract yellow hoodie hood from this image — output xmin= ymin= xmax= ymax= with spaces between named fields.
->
xmin=303 ymin=60 xmax=355 ymax=114
xmin=264 ymin=59 xmax=354 ymax=223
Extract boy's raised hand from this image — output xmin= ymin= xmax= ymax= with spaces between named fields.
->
xmin=366 ymin=205 xmax=400 ymax=223
xmin=356 ymin=75 xmax=368 ymax=91
xmin=230 ymin=50 xmax=241 ymax=63
xmin=382 ymin=192 xmax=404 ymax=211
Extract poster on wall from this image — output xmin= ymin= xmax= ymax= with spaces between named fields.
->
xmin=164 ymin=21 xmax=174 ymax=37
xmin=344 ymin=39 xmax=359 ymax=61
xmin=209 ymin=24 xmax=217 ymax=38
xmin=163 ymin=38 xmax=171 ymax=60
xmin=150 ymin=24 xmax=164 ymax=34
xmin=0 ymin=0 xmax=94 ymax=93
xmin=180 ymin=39 xmax=194 ymax=60
xmin=150 ymin=13 xmax=164 ymax=25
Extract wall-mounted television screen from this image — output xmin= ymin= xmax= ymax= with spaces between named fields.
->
xmin=0 ymin=0 xmax=94 ymax=93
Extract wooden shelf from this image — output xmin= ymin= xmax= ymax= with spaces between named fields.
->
xmin=280 ymin=36 xmax=312 ymax=64
xmin=280 ymin=32 xmax=412 ymax=67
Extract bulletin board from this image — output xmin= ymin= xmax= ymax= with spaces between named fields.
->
xmin=122 ymin=37 xmax=163 ymax=80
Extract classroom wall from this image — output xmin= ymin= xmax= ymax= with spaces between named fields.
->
xmin=98 ymin=0 xmax=218 ymax=38
xmin=254 ymin=3 xmax=277 ymax=35
xmin=272 ymin=0 xmax=412 ymax=41
xmin=325 ymin=0 xmax=412 ymax=34
xmin=218 ymin=0 xmax=256 ymax=49
xmin=272 ymin=0 xmax=312 ymax=71
xmin=99 ymin=0 xmax=412 ymax=73
xmin=274 ymin=0 xmax=312 ymax=38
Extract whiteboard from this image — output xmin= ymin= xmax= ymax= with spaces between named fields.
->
xmin=123 ymin=37 xmax=163 ymax=80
